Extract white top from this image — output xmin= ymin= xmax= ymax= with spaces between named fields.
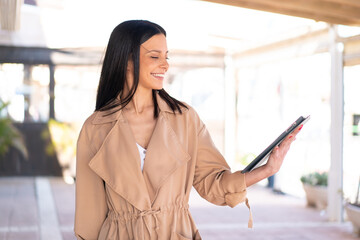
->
xmin=136 ymin=143 xmax=146 ymax=171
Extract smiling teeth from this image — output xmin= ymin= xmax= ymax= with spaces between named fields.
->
xmin=152 ymin=73 xmax=164 ymax=77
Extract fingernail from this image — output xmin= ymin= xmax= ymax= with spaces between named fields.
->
xmin=289 ymin=135 xmax=293 ymax=139
xmin=298 ymin=124 xmax=303 ymax=130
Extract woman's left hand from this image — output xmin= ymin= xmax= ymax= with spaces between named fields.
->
xmin=244 ymin=124 xmax=304 ymax=187
xmin=265 ymin=124 xmax=303 ymax=175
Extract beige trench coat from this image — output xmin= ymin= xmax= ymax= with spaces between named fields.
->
xmin=74 ymin=93 xmax=249 ymax=240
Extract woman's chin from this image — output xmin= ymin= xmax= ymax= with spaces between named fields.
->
xmin=152 ymin=85 xmax=163 ymax=91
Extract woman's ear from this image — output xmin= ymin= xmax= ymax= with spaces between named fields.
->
xmin=125 ymin=58 xmax=135 ymax=90
xmin=127 ymin=59 xmax=134 ymax=72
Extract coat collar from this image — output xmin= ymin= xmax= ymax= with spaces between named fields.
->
xmin=142 ymin=114 xmax=191 ymax=205
xmin=88 ymin=92 xmax=190 ymax=211
xmin=91 ymin=92 xmax=183 ymax=125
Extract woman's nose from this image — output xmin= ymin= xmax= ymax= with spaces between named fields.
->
xmin=161 ymin=58 xmax=169 ymax=71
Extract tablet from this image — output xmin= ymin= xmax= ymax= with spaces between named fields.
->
xmin=241 ymin=115 xmax=310 ymax=173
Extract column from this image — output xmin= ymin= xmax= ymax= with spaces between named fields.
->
xmin=49 ymin=64 xmax=55 ymax=119
xmin=328 ymin=24 xmax=344 ymax=222
xmin=224 ymin=54 xmax=236 ymax=166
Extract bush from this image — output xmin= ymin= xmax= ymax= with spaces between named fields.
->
xmin=0 ymin=100 xmax=28 ymax=159
xmin=300 ymin=172 xmax=328 ymax=186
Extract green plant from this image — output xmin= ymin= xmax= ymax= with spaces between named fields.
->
xmin=300 ymin=172 xmax=328 ymax=186
xmin=0 ymin=100 xmax=28 ymax=159
xmin=43 ymin=118 xmax=77 ymax=165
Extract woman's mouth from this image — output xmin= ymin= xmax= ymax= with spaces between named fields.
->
xmin=151 ymin=73 xmax=165 ymax=80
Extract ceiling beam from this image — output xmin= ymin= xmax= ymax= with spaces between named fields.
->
xmin=322 ymin=0 xmax=360 ymax=8
xmin=0 ymin=0 xmax=23 ymax=31
xmin=233 ymin=28 xmax=329 ymax=59
xmin=202 ymin=0 xmax=360 ymax=26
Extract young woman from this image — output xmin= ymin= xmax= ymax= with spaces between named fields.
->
xmin=74 ymin=20 xmax=302 ymax=240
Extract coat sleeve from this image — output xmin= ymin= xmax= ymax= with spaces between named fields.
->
xmin=74 ymin=123 xmax=108 ymax=240
xmin=193 ymin=122 xmax=248 ymax=208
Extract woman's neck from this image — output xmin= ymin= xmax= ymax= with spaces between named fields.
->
xmin=126 ymin=88 xmax=154 ymax=115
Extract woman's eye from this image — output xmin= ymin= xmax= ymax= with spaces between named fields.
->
xmin=150 ymin=56 xmax=169 ymax=60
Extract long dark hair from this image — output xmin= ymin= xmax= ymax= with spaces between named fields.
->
xmin=95 ymin=20 xmax=187 ymax=118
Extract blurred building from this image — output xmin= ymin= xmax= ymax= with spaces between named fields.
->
xmin=1 ymin=0 xmax=360 ymax=221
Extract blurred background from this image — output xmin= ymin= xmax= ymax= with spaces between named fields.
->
xmin=1 ymin=0 xmax=360 ymax=239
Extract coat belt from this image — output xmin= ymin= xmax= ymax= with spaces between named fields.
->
xmin=107 ymin=204 xmax=190 ymax=239
xmin=136 ymin=209 xmax=161 ymax=240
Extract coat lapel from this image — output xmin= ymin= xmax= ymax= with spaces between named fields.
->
xmin=88 ymin=93 xmax=190 ymax=210
xmin=142 ymin=96 xmax=191 ymax=204
xmin=89 ymin=112 xmax=152 ymax=211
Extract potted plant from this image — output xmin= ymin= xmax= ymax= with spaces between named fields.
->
xmin=0 ymin=100 xmax=28 ymax=161
xmin=300 ymin=171 xmax=328 ymax=209
xmin=345 ymin=177 xmax=360 ymax=236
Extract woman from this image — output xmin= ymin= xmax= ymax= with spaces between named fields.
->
xmin=74 ymin=20 xmax=302 ymax=240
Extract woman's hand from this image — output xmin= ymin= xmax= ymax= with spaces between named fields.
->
xmin=244 ymin=124 xmax=303 ymax=187
xmin=264 ymin=124 xmax=303 ymax=176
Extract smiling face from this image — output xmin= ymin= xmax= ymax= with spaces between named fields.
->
xmin=138 ymin=34 xmax=169 ymax=90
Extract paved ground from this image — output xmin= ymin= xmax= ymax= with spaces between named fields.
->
xmin=0 ymin=176 xmax=359 ymax=240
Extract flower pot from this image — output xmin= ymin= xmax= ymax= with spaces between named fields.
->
xmin=345 ymin=202 xmax=360 ymax=236
xmin=302 ymin=183 xmax=328 ymax=210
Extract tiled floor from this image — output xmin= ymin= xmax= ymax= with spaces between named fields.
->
xmin=0 ymin=177 xmax=359 ymax=240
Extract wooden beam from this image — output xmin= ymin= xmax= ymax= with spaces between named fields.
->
xmin=321 ymin=0 xmax=360 ymax=9
xmin=343 ymin=35 xmax=360 ymax=66
xmin=0 ymin=46 xmax=104 ymax=65
xmin=205 ymin=0 xmax=360 ymax=24
xmin=232 ymin=28 xmax=330 ymax=68
xmin=242 ymin=0 xmax=360 ymax=20
xmin=168 ymin=51 xmax=225 ymax=68
xmin=233 ymin=28 xmax=329 ymax=58
xmin=202 ymin=0 xmax=360 ymax=25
